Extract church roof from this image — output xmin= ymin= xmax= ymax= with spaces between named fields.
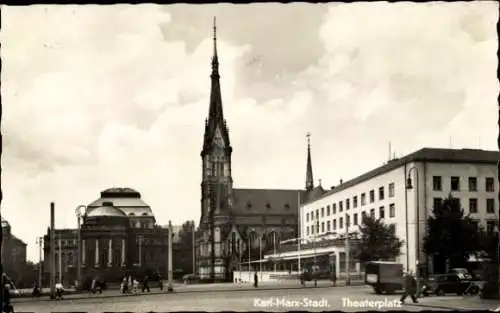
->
xmin=232 ymin=188 xmax=308 ymax=215
xmin=86 ymin=205 xmax=127 ymax=218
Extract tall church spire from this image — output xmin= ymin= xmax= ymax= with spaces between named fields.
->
xmin=202 ymin=17 xmax=231 ymax=157
xmin=306 ymin=133 xmax=314 ymax=191
xmin=207 ymin=16 xmax=223 ymax=125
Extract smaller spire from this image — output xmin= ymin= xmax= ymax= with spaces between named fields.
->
xmin=306 ymin=132 xmax=314 ymax=191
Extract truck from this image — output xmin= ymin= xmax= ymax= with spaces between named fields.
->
xmin=364 ymin=261 xmax=404 ymax=294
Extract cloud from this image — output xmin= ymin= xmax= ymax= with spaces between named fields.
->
xmin=1 ymin=2 xmax=497 ymax=261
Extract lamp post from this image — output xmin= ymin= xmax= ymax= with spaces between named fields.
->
xmin=406 ymin=166 xmax=420 ymax=296
xmin=167 ymin=221 xmax=174 ymax=292
xmin=273 ymin=232 xmax=277 ymax=272
xmin=75 ymin=205 xmax=85 ymax=289
xmin=345 ymin=213 xmax=351 ymax=286
xmin=192 ymin=221 xmax=196 ymax=275
xmin=37 ymin=237 xmax=43 ymax=288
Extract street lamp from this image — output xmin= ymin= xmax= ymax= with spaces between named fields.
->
xmin=75 ymin=205 xmax=86 ymax=289
xmin=36 ymin=237 xmax=43 ymax=288
xmin=406 ymin=166 xmax=420 ymax=296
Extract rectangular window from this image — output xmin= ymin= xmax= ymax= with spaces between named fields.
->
xmin=321 ymin=222 xmax=325 ymax=233
xmin=346 ymin=199 xmax=350 ymax=210
xmin=321 ymin=207 xmax=324 ymax=217
xmin=361 ymin=211 xmax=367 ymax=221
xmin=306 ymin=226 xmax=310 ymax=236
xmin=326 ymin=205 xmax=331 ymax=216
xmin=311 ymin=226 xmax=315 ymax=235
xmin=468 ymin=177 xmax=477 ymax=192
xmin=379 ymin=206 xmax=385 ymax=219
xmin=453 ymin=198 xmax=461 ymax=209
xmin=361 ymin=193 xmax=366 ymax=206
xmin=315 ymin=209 xmax=319 ymax=219
xmin=487 ymin=199 xmax=495 ymax=214
xmin=469 ymin=198 xmax=478 ymax=214
xmin=370 ymin=208 xmax=375 ymax=218
xmin=346 ymin=214 xmax=350 ymax=227
xmin=339 ymin=217 xmax=344 ymax=229
xmin=353 ymin=213 xmax=358 ymax=225
xmin=451 ymin=176 xmax=460 ymax=191
xmin=487 ymin=221 xmax=497 ymax=233
xmin=332 ymin=203 xmax=337 ymax=214
xmin=379 ymin=187 xmax=385 ymax=200
xmin=433 ymin=198 xmax=442 ymax=210
xmin=389 ymin=204 xmax=395 ymax=218
xmin=327 ymin=221 xmax=331 ymax=232
xmin=433 ymin=176 xmax=442 ymax=191
xmin=389 ymin=183 xmax=395 ymax=197
xmin=486 ymin=177 xmax=495 ymax=192
xmin=316 ymin=222 xmax=319 ymax=233
xmin=369 ymin=190 xmax=375 ymax=203
xmin=333 ymin=219 xmax=337 ymax=230
xmin=353 ymin=196 xmax=358 ymax=208
xmin=306 ymin=213 xmax=309 ymax=222
xmin=339 ymin=201 xmax=343 ymax=212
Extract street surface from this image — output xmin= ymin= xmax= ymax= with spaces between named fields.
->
xmin=11 ymin=284 xmax=471 ymax=313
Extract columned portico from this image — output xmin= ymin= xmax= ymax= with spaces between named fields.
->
xmin=108 ymin=239 xmax=113 ymax=267
xmin=95 ymin=239 xmax=100 ymax=267
xmin=82 ymin=239 xmax=86 ymax=266
xmin=121 ymin=238 xmax=126 ymax=267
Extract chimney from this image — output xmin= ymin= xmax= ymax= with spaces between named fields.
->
xmin=339 ymin=179 xmax=343 ymax=184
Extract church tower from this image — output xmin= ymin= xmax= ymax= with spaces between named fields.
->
xmin=200 ymin=17 xmax=233 ymax=222
xmin=305 ymin=133 xmax=314 ymax=191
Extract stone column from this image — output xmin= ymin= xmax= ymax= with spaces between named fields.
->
xmin=121 ymin=238 xmax=126 ymax=267
xmin=82 ymin=239 xmax=86 ymax=266
xmin=95 ymin=239 xmax=100 ymax=268
xmin=108 ymin=239 xmax=113 ymax=267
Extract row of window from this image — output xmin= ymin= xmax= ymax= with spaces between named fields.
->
xmin=305 ymin=183 xmax=396 ymax=222
xmin=305 ymin=204 xmax=396 ymax=236
xmin=432 ymin=176 xmax=495 ymax=192
xmin=433 ymin=197 xmax=496 ymax=214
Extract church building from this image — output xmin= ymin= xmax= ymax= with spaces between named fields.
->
xmin=195 ymin=19 xmax=325 ymax=281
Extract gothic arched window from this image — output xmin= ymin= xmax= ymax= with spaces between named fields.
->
xmin=231 ymin=233 xmax=236 ymax=254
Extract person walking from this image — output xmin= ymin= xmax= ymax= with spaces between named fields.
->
xmin=400 ymin=271 xmax=418 ymax=304
xmin=142 ymin=276 xmax=151 ymax=293
xmin=253 ymin=271 xmax=258 ymax=288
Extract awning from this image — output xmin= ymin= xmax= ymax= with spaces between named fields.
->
xmin=266 ymin=252 xmax=331 ymax=261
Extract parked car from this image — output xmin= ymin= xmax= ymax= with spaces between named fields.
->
xmin=364 ymin=261 xmax=404 ymax=294
xmin=425 ymin=273 xmax=471 ymax=296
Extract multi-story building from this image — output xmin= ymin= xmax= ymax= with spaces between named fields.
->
xmin=1 ymin=219 xmax=27 ymax=273
xmin=296 ymin=147 xmax=498 ymax=276
xmin=43 ymin=187 xmax=182 ymax=285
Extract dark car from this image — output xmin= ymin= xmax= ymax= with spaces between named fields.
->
xmin=425 ymin=273 xmax=471 ymax=296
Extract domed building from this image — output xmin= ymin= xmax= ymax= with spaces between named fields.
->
xmin=43 ymin=188 xmax=175 ymax=285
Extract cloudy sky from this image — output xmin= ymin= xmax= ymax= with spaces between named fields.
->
xmin=1 ymin=2 xmax=498 ymax=261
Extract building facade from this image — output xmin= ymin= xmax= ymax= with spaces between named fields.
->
xmin=1 ymin=219 xmax=27 ymax=274
xmin=297 ymin=148 xmax=498 ymax=275
xmin=43 ymin=188 xmax=180 ymax=285
xmin=195 ymin=21 xmax=324 ymax=281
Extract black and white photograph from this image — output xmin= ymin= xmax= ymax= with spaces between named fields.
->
xmin=0 ymin=2 xmax=499 ymax=312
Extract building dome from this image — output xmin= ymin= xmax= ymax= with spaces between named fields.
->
xmin=86 ymin=205 xmax=127 ymax=218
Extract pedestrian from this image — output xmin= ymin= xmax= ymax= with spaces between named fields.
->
xmin=254 ymin=271 xmax=258 ymax=288
xmin=331 ymin=268 xmax=337 ymax=287
xmin=55 ymin=282 xmax=64 ymax=300
xmin=142 ymin=276 xmax=151 ymax=292
xmin=133 ymin=278 xmax=139 ymax=293
xmin=400 ymin=271 xmax=418 ymax=304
